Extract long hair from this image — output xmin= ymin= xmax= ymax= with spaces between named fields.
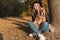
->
xmin=32 ymin=9 xmax=42 ymax=22
xmin=31 ymin=1 xmax=42 ymax=16
xmin=31 ymin=1 xmax=42 ymax=22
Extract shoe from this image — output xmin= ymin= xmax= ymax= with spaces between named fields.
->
xmin=29 ymin=32 xmax=37 ymax=37
xmin=38 ymin=33 xmax=46 ymax=40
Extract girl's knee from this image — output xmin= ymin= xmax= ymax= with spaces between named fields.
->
xmin=43 ymin=22 xmax=49 ymax=26
xmin=42 ymin=22 xmax=49 ymax=29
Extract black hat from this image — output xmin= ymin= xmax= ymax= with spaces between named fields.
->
xmin=31 ymin=1 xmax=42 ymax=9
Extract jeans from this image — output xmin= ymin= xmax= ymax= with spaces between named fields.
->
xmin=28 ymin=21 xmax=49 ymax=34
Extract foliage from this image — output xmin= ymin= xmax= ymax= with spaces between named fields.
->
xmin=0 ymin=0 xmax=49 ymax=17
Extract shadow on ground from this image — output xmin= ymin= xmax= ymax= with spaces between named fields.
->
xmin=13 ymin=22 xmax=33 ymax=34
xmin=3 ymin=17 xmax=33 ymax=34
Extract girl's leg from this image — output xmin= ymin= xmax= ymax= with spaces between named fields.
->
xmin=39 ymin=22 xmax=49 ymax=32
xmin=36 ymin=22 xmax=49 ymax=40
xmin=28 ymin=21 xmax=40 ymax=34
xmin=28 ymin=21 xmax=46 ymax=40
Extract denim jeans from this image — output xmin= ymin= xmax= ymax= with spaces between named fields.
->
xmin=28 ymin=21 xmax=49 ymax=34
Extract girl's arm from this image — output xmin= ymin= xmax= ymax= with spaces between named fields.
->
xmin=41 ymin=8 xmax=46 ymax=22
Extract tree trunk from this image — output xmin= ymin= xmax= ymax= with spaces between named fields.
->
xmin=48 ymin=0 xmax=60 ymax=33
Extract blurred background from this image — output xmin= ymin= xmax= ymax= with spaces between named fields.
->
xmin=0 ymin=0 xmax=49 ymax=17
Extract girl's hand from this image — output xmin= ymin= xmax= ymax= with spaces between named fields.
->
xmin=33 ymin=20 xmax=39 ymax=29
xmin=42 ymin=17 xmax=46 ymax=22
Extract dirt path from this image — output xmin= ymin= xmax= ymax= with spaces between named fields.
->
xmin=0 ymin=17 xmax=35 ymax=40
xmin=0 ymin=17 xmax=60 ymax=40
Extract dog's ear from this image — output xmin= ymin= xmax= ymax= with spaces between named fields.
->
xmin=49 ymin=24 xmax=55 ymax=33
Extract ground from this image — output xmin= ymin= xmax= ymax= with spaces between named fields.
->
xmin=0 ymin=17 xmax=60 ymax=40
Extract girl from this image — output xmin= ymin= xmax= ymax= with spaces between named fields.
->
xmin=28 ymin=1 xmax=49 ymax=40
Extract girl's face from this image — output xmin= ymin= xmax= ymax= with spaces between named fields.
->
xmin=33 ymin=3 xmax=41 ymax=11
